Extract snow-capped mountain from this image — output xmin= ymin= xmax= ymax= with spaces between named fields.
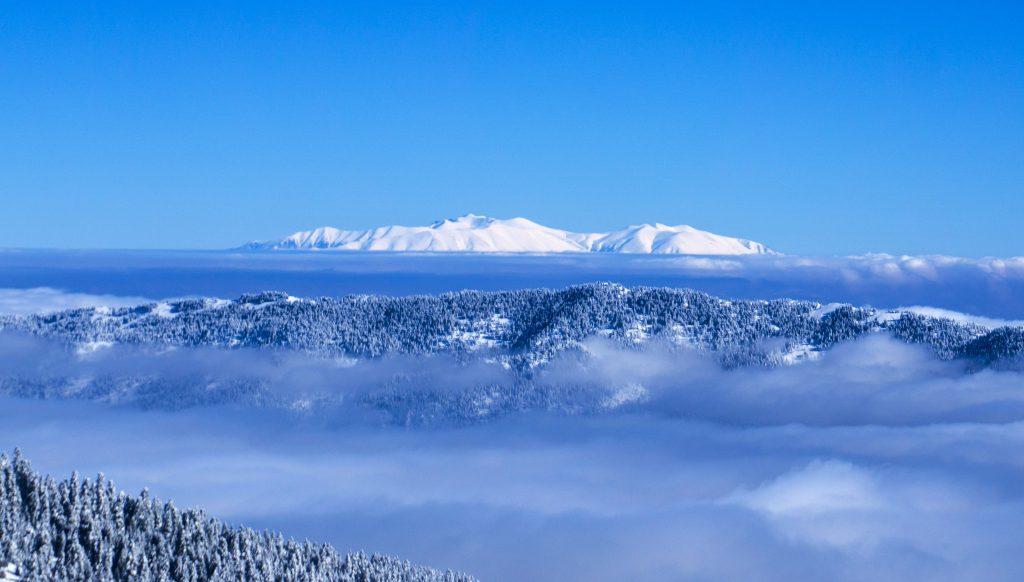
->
xmin=244 ymin=214 xmax=775 ymax=255
xmin=587 ymin=223 xmax=772 ymax=255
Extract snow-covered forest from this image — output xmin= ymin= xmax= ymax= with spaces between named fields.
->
xmin=0 ymin=451 xmax=474 ymax=581
xmin=0 ymin=284 xmax=1020 ymax=425
xmin=1 ymin=280 xmax=1023 ymax=580
xmin=3 ymin=283 xmax=1021 ymax=368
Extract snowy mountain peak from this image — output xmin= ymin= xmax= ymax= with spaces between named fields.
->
xmin=245 ymin=215 xmax=776 ymax=255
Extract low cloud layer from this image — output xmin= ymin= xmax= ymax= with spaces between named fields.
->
xmin=896 ymin=305 xmax=1024 ymax=329
xmin=0 ymin=287 xmax=149 ymax=316
xmin=2 ymin=251 xmax=1023 ymax=317
xmin=4 ymin=400 xmax=1024 ymax=581
xmin=546 ymin=335 xmax=1024 ymax=426
xmin=3 ymin=331 xmax=1023 ymax=428
xmin=2 ymin=331 xmax=1024 ymax=580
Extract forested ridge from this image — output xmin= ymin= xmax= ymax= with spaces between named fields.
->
xmin=0 ymin=451 xmax=474 ymax=581
xmin=2 ymin=283 xmax=1021 ymax=368
xmin=1 ymin=284 xmax=1021 ymax=424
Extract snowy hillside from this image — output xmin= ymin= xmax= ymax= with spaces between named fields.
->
xmin=245 ymin=214 xmax=775 ymax=255
xmin=0 ymin=452 xmax=475 ymax=581
xmin=1 ymin=284 xmax=1021 ymax=423
xmin=3 ymin=284 xmax=1019 ymax=369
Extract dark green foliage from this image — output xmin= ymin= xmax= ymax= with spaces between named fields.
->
xmin=890 ymin=313 xmax=988 ymax=360
xmin=962 ymin=327 xmax=1024 ymax=368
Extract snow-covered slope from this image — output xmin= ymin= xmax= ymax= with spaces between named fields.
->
xmin=245 ymin=214 xmax=775 ymax=255
xmin=2 ymin=284 xmax=1020 ymax=421
xmin=5 ymin=283 xmax=1017 ymax=370
xmin=587 ymin=223 xmax=772 ymax=255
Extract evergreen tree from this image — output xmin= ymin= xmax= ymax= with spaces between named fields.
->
xmin=0 ymin=452 xmax=474 ymax=582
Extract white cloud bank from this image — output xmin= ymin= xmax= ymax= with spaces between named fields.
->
xmin=896 ymin=306 xmax=1024 ymax=329
xmin=0 ymin=287 xmax=149 ymax=316
xmin=1 ymin=333 xmax=1024 ymax=580
xmin=5 ymin=250 xmax=1024 ymax=319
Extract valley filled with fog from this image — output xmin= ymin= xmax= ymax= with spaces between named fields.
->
xmin=1 ymin=253 xmax=1023 ymax=580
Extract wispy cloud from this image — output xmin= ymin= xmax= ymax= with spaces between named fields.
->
xmin=0 ymin=287 xmax=149 ymax=316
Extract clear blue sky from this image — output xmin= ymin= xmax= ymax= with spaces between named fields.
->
xmin=1 ymin=1 xmax=1021 ymax=255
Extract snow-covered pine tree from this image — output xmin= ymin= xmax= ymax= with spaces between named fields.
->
xmin=0 ymin=451 xmax=475 ymax=582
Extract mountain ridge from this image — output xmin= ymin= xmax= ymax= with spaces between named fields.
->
xmin=244 ymin=214 xmax=776 ymax=255
xmin=5 ymin=283 xmax=1020 ymax=370
xmin=2 ymin=283 xmax=1021 ymax=422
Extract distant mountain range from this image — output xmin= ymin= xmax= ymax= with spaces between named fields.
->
xmin=244 ymin=214 xmax=775 ymax=255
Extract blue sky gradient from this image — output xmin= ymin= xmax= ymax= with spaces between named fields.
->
xmin=1 ymin=1 xmax=1021 ymax=255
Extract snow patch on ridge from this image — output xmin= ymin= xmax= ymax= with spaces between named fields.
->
xmin=601 ymin=383 xmax=650 ymax=409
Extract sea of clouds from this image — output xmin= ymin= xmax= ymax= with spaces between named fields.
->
xmin=1 ymin=250 xmax=1023 ymax=317
xmin=1 ymin=254 xmax=1022 ymax=580
xmin=2 ymin=330 xmax=1024 ymax=580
